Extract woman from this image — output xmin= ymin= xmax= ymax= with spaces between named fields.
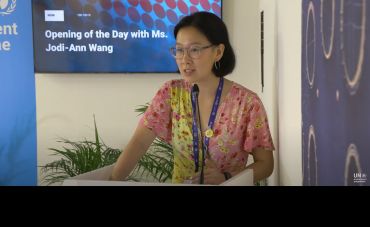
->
xmin=111 ymin=12 xmax=274 ymax=185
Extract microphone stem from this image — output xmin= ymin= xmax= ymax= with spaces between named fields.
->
xmin=195 ymin=93 xmax=206 ymax=184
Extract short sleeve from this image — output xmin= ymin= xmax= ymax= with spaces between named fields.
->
xmin=139 ymin=81 xmax=172 ymax=143
xmin=243 ymin=95 xmax=275 ymax=152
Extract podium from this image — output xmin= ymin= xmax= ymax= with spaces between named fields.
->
xmin=62 ymin=164 xmax=254 ymax=186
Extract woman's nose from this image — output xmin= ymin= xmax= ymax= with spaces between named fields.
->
xmin=180 ymin=50 xmax=192 ymax=63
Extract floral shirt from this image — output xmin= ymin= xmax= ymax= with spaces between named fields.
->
xmin=140 ymin=79 xmax=274 ymax=183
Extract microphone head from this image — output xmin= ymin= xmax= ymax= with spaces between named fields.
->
xmin=192 ymin=84 xmax=199 ymax=94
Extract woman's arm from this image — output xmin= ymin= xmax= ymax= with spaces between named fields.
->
xmin=110 ymin=124 xmax=156 ymax=181
xmin=246 ymin=148 xmax=274 ymax=184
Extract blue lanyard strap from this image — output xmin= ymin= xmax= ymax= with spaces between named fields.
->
xmin=191 ymin=78 xmax=224 ymax=172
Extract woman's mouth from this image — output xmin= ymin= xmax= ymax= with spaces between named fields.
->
xmin=183 ymin=68 xmax=195 ymax=76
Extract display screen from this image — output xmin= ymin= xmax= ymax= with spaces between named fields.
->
xmin=32 ymin=0 xmax=222 ymax=73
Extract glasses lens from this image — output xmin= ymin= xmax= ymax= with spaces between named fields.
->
xmin=170 ymin=47 xmax=176 ymax=57
xmin=170 ymin=47 xmax=182 ymax=58
xmin=189 ymin=47 xmax=200 ymax=59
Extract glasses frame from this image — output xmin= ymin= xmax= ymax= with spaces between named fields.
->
xmin=170 ymin=44 xmax=215 ymax=59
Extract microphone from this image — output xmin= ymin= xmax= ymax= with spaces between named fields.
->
xmin=192 ymin=84 xmax=206 ymax=184
xmin=192 ymin=84 xmax=199 ymax=95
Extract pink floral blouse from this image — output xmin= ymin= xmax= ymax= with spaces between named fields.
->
xmin=140 ymin=79 xmax=274 ymax=183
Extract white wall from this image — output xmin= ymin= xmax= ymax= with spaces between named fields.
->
xmin=259 ymin=0 xmax=279 ymax=186
xmin=223 ymin=0 xmax=260 ymax=91
xmin=276 ymin=0 xmax=303 ymax=185
xmin=226 ymin=1 xmax=281 ymax=186
xmin=36 ymin=0 xmax=263 ymax=185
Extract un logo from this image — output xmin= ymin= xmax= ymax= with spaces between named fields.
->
xmin=0 ymin=0 xmax=16 ymax=16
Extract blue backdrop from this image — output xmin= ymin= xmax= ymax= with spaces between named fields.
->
xmin=0 ymin=0 xmax=37 ymax=185
xmin=302 ymin=0 xmax=369 ymax=186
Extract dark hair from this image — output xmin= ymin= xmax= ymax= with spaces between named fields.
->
xmin=174 ymin=12 xmax=236 ymax=77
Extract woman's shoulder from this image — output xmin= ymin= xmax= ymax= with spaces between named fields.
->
xmin=230 ymin=81 xmax=259 ymax=99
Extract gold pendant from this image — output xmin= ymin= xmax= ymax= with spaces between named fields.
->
xmin=205 ymin=129 xmax=214 ymax=138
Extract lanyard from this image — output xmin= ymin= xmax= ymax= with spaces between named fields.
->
xmin=191 ymin=78 xmax=224 ymax=172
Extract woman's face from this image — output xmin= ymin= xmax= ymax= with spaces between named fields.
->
xmin=175 ymin=26 xmax=223 ymax=84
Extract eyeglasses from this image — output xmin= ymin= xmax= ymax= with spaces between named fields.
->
xmin=170 ymin=44 xmax=214 ymax=59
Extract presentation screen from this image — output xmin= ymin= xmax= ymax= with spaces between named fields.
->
xmin=32 ymin=0 xmax=222 ymax=73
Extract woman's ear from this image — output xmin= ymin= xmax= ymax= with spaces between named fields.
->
xmin=215 ymin=44 xmax=225 ymax=61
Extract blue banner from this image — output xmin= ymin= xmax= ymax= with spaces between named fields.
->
xmin=302 ymin=0 xmax=369 ymax=186
xmin=0 ymin=0 xmax=37 ymax=185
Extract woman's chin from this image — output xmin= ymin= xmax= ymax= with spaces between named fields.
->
xmin=181 ymin=72 xmax=196 ymax=82
xmin=183 ymin=77 xmax=198 ymax=84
